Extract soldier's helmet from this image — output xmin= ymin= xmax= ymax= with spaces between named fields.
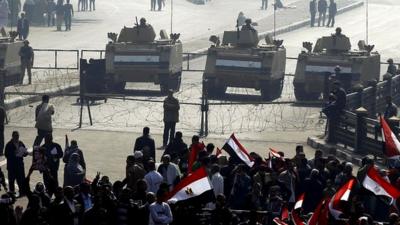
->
xmin=140 ymin=17 xmax=146 ymax=25
xmin=334 ymin=65 xmax=341 ymax=73
xmin=387 ymin=58 xmax=394 ymax=64
xmin=245 ymin=18 xmax=252 ymax=24
xmin=335 ymin=27 xmax=342 ymax=35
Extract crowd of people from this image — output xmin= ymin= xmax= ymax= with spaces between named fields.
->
xmin=0 ymin=94 xmax=400 ymax=225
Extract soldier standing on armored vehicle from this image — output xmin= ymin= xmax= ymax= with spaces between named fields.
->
xmin=317 ymin=0 xmax=327 ymax=27
xmin=241 ymin=19 xmax=256 ymax=31
xmin=387 ymin=58 xmax=398 ymax=75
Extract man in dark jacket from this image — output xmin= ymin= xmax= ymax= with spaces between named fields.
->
xmin=134 ymin=127 xmax=155 ymax=160
xmin=317 ymin=0 xmax=327 ymax=26
xmin=19 ymin=40 xmax=34 ymax=85
xmin=326 ymin=0 xmax=337 ymax=27
xmin=17 ymin=12 xmax=29 ymax=40
xmin=63 ymin=140 xmax=86 ymax=170
xmin=5 ymin=131 xmax=28 ymax=195
xmin=309 ymin=0 xmax=316 ymax=27
xmin=162 ymin=90 xmax=180 ymax=148
xmin=164 ymin=131 xmax=188 ymax=161
xmin=42 ymin=134 xmax=63 ymax=196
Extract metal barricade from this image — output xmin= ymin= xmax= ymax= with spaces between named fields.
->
xmin=32 ymin=49 xmax=80 ymax=70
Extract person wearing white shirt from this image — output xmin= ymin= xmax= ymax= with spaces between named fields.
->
xmin=149 ymin=190 xmax=173 ymax=225
xmin=145 ymin=160 xmax=164 ymax=193
xmin=211 ymin=164 xmax=224 ymax=196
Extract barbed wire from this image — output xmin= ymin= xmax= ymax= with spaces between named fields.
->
xmin=5 ymin=69 xmax=326 ymax=135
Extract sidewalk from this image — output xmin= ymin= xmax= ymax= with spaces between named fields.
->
xmin=183 ymin=0 xmax=363 ymax=53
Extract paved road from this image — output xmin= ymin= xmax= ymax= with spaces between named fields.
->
xmin=7 ymin=0 xmax=399 ymax=139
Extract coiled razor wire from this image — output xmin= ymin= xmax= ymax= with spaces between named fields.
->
xmin=5 ymin=69 xmax=326 ymax=135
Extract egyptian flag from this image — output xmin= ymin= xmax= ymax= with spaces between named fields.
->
xmin=291 ymin=210 xmax=305 ymax=225
xmin=380 ymin=116 xmax=400 ymax=159
xmin=329 ymin=178 xmax=356 ymax=220
xmin=294 ymin=193 xmax=305 ymax=210
xmin=362 ymin=166 xmax=400 ymax=204
xmin=273 ymin=204 xmax=289 ymax=225
xmin=268 ymin=148 xmax=285 ymax=170
xmin=222 ymin=134 xmax=254 ymax=167
xmin=188 ymin=142 xmax=206 ymax=173
xmin=167 ymin=166 xmax=214 ymax=204
xmin=308 ymin=197 xmax=330 ymax=225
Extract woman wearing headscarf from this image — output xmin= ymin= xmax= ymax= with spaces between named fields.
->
xmin=64 ymin=153 xmax=85 ymax=187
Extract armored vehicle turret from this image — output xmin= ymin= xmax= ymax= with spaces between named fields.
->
xmin=105 ymin=18 xmax=182 ymax=93
xmin=203 ymin=25 xmax=286 ymax=100
xmin=293 ymin=28 xmax=380 ymax=101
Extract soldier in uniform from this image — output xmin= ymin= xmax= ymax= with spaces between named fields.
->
xmin=241 ymin=18 xmax=256 ymax=31
xmin=162 ymin=90 xmax=180 ymax=148
xmin=387 ymin=58 xmax=398 ymax=75
xmin=19 ymin=40 xmax=34 ymax=85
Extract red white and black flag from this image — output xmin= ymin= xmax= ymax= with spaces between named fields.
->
xmin=329 ymin=178 xmax=356 ymax=219
xmin=380 ymin=116 xmax=400 ymax=159
xmin=166 ymin=166 xmax=214 ymax=204
xmin=294 ymin=193 xmax=305 ymax=210
xmin=362 ymin=166 xmax=400 ymax=204
xmin=308 ymin=197 xmax=330 ymax=225
xmin=222 ymin=134 xmax=254 ymax=167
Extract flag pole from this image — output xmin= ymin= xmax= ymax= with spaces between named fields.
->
xmin=170 ymin=0 xmax=173 ymax=34
xmin=273 ymin=0 xmax=276 ymax=39
xmin=365 ymin=0 xmax=368 ymax=44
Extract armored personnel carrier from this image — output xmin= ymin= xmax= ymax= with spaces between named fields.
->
xmin=105 ymin=19 xmax=182 ymax=93
xmin=0 ymin=36 xmax=24 ymax=89
xmin=293 ymin=28 xmax=380 ymax=101
xmin=203 ymin=26 xmax=286 ymax=100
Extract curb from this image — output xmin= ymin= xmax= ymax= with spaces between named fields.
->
xmin=5 ymin=84 xmax=79 ymax=111
xmin=183 ymin=0 xmax=364 ymax=60
xmin=307 ymin=136 xmax=364 ymax=166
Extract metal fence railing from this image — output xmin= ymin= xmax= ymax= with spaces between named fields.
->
xmin=32 ymin=49 xmax=80 ymax=70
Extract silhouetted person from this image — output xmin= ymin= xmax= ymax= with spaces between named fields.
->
xmin=34 ymin=95 xmax=54 ymax=146
xmin=17 ymin=13 xmax=29 ymax=40
xmin=326 ymin=0 xmax=337 ymax=27
xmin=89 ymin=0 xmax=95 ymax=10
xmin=19 ymin=40 xmax=34 ymax=85
xmin=310 ymin=0 xmax=316 ymax=27
xmin=387 ymin=58 xmax=398 ymax=75
xmin=317 ymin=0 xmax=327 ymax=26
xmin=63 ymin=0 xmax=73 ymax=31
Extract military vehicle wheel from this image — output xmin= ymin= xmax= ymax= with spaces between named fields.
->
xmin=260 ymin=79 xmax=283 ymax=101
xmin=204 ymin=79 xmax=226 ymax=98
xmin=294 ymin=84 xmax=320 ymax=101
